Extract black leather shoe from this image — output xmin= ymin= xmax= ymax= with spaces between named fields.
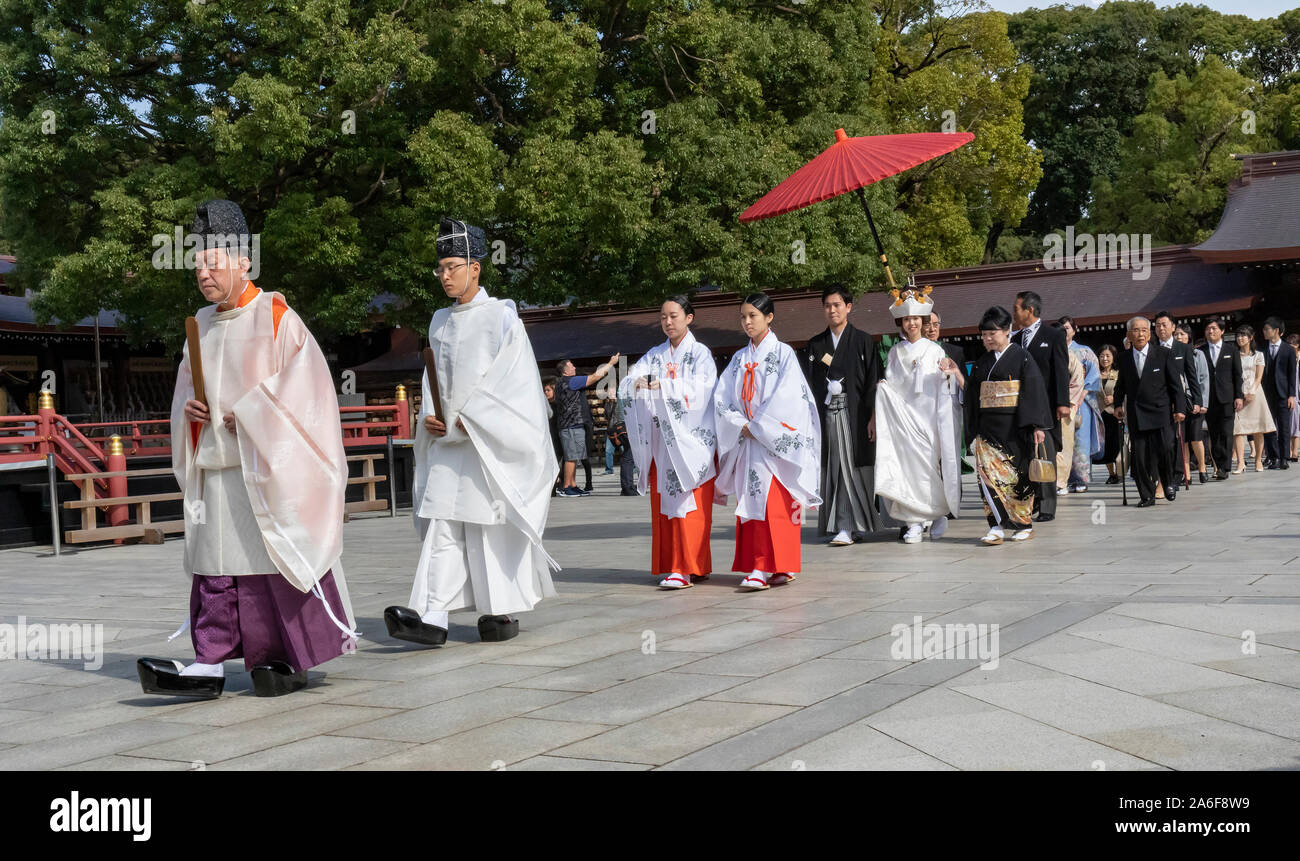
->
xmin=1198 ymin=471 xmax=1208 ymax=483
xmin=620 ymin=489 xmax=639 ymax=496
xmin=1165 ymin=488 xmax=1176 ymax=502
xmin=1105 ymin=475 xmax=1120 ymax=485
xmin=250 ymin=661 xmax=309 ymax=697
xmin=136 ymin=657 xmax=223 ymax=698
xmin=384 ymin=606 xmax=448 ymax=646
xmin=1137 ymin=499 xmax=1155 ymax=507
xmin=477 ymin=615 xmax=519 ymax=642
xmin=1280 ymin=461 xmax=1290 ymax=470
xmin=1035 ymin=513 xmax=1055 ymax=523
xmin=1214 ymin=471 xmax=1229 ymax=480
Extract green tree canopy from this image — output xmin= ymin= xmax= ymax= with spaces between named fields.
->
xmin=0 ymin=0 xmax=1039 ymax=348
xmin=1087 ymin=56 xmax=1279 ymax=245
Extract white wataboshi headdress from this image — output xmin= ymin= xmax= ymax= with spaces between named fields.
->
xmin=889 ymin=285 xmax=935 ymax=319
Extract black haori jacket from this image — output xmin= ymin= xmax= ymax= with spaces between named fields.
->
xmin=802 ymin=323 xmax=882 ymax=468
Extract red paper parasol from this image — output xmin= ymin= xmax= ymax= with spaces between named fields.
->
xmin=739 ymin=129 xmax=975 ymax=287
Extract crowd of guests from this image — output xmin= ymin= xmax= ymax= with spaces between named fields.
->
xmin=1092 ymin=314 xmax=1300 ymax=484
xmin=536 ymin=288 xmax=1299 ymax=589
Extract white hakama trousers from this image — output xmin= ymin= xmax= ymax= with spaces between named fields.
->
xmin=410 ymin=518 xmax=556 ymax=619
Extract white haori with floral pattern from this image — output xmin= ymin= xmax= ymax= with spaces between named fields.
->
xmin=714 ymin=330 xmax=822 ymax=523
xmin=618 ymin=330 xmax=718 ymax=518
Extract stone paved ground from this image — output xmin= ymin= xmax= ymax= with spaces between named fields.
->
xmin=1 ymin=464 xmax=1298 ymax=770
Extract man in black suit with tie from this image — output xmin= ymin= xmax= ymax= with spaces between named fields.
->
xmin=1198 ymin=316 xmax=1244 ymax=480
xmin=1152 ymin=310 xmax=1201 ymax=489
xmin=1261 ymin=316 xmax=1297 ymax=470
xmin=1012 ymin=291 xmax=1071 ymax=521
xmin=803 ymin=286 xmax=884 ymax=544
xmin=1113 ymin=316 xmax=1188 ymax=506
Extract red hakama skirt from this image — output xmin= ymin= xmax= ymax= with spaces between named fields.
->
xmin=732 ymin=477 xmax=802 ymax=574
xmin=649 ymin=461 xmax=714 ymax=577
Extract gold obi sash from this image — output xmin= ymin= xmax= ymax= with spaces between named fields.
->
xmin=979 ymin=379 xmax=1020 ymax=411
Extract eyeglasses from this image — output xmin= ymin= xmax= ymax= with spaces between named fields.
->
xmin=435 ymin=262 xmax=471 ymax=279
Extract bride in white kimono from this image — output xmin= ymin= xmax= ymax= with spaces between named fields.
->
xmin=714 ymin=293 xmax=821 ymax=590
xmin=619 ymin=296 xmax=718 ymax=589
xmin=871 ymin=288 xmax=962 ymax=544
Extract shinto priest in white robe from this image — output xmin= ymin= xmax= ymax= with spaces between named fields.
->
xmin=170 ymin=283 xmax=358 ymax=671
xmin=408 ymin=287 xmax=559 ymax=621
xmin=873 ymin=297 xmax=962 ymax=527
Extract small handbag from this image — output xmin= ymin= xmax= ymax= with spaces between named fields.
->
xmin=1028 ymin=440 xmax=1056 ymax=483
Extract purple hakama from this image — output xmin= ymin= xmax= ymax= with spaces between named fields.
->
xmin=190 ymin=570 xmax=350 ymax=671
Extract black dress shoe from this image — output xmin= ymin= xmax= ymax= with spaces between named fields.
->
xmin=620 ymin=488 xmax=639 ymax=496
xmin=1137 ymin=499 xmax=1155 ymax=507
xmin=1165 ymin=488 xmax=1176 ymax=502
xmin=384 ymin=606 xmax=448 ymax=647
xmin=136 ymin=657 xmax=224 ymax=698
xmin=477 ymin=615 xmax=519 ymax=642
xmin=1280 ymin=461 xmax=1290 ymax=470
xmin=1035 ymin=513 xmax=1055 ymax=523
xmin=250 ymin=661 xmax=309 ymax=697
xmin=1214 ymin=471 xmax=1229 ymax=480
xmin=1199 ymin=471 xmax=1208 ymax=483
xmin=1105 ymin=475 xmax=1120 ymax=485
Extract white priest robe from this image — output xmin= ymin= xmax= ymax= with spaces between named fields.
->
xmin=873 ymin=336 xmax=961 ymax=525
xmin=714 ymin=330 xmax=822 ymax=522
xmin=409 ymin=288 xmax=559 ymax=617
xmin=170 ymin=286 xmax=357 ymax=636
xmin=618 ymin=330 xmax=718 ymax=518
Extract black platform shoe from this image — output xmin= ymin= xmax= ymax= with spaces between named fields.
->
xmin=136 ymin=657 xmax=224 ymax=698
xmin=250 ymin=661 xmax=309 ymax=697
xmin=383 ymin=606 xmax=448 ymax=647
xmin=477 ymin=615 xmax=519 ymax=642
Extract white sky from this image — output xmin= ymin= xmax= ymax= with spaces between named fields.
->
xmin=982 ymin=1 xmax=1295 ymax=18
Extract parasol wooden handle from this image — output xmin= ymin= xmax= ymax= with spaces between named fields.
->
xmin=184 ymin=316 xmax=208 ymax=409
xmin=422 ymin=347 xmax=445 ymax=424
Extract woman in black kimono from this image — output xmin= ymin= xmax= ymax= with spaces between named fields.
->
xmin=965 ymin=306 xmax=1054 ymax=545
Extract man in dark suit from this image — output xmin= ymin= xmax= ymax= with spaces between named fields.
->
xmin=1152 ymin=310 xmax=1201 ymax=488
xmin=803 ymin=286 xmax=883 ymax=544
xmin=1113 ymin=316 xmax=1188 ymax=506
xmin=924 ymin=311 xmax=967 ymax=377
xmin=1198 ymin=316 xmax=1244 ymax=480
xmin=1261 ymin=316 xmax=1297 ymax=470
xmin=1012 ymin=291 xmax=1071 ymax=521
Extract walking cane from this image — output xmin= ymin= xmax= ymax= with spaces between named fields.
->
xmin=1120 ymin=417 xmax=1128 ymax=506
xmin=1178 ymin=418 xmax=1190 ymax=489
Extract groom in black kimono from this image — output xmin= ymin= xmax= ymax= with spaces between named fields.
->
xmin=803 ymin=286 xmax=883 ymax=545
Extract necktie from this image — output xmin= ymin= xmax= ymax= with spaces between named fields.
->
xmin=1135 ymin=349 xmax=1145 ymax=377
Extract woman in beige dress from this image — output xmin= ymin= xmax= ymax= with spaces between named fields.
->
xmin=1232 ymin=325 xmax=1275 ymax=472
